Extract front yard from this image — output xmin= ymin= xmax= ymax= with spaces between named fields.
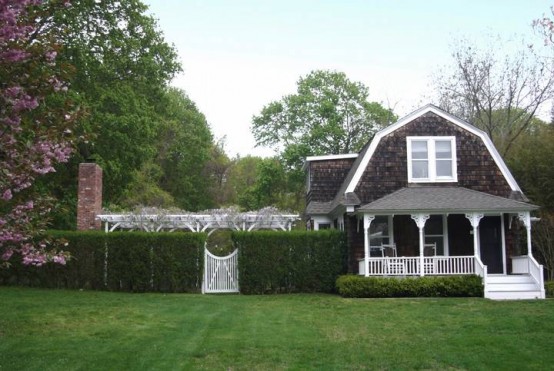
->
xmin=1 ymin=287 xmax=553 ymax=370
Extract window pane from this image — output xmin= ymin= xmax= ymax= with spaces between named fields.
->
xmin=411 ymin=141 xmax=428 ymax=159
xmin=412 ymin=160 xmax=428 ymax=178
xmin=436 ymin=159 xmax=452 ymax=177
xmin=370 ymin=216 xmax=389 ymax=246
xmin=435 ymin=140 xmax=452 ymax=159
xmin=424 ymin=236 xmax=444 ymax=255
xmin=425 ymin=215 xmax=443 ymax=235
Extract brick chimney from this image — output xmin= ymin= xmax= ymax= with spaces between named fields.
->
xmin=77 ymin=163 xmax=103 ymax=230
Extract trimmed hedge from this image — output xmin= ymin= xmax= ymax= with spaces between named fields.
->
xmin=336 ymin=275 xmax=484 ymax=298
xmin=0 ymin=231 xmax=206 ymax=293
xmin=233 ymin=230 xmax=347 ymax=294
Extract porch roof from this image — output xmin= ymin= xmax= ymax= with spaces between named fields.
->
xmin=358 ymin=186 xmax=538 ymax=214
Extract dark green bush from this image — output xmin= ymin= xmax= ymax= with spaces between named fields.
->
xmin=545 ymin=281 xmax=554 ymax=298
xmin=0 ymin=231 xmax=206 ymax=293
xmin=336 ymin=275 xmax=483 ymax=298
xmin=233 ymin=230 xmax=347 ymax=294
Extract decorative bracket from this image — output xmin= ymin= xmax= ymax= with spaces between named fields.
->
xmin=363 ymin=214 xmax=375 ymax=230
xmin=411 ymin=214 xmax=430 ymax=229
xmin=465 ymin=213 xmax=484 ymax=228
xmin=518 ymin=212 xmax=531 ymax=229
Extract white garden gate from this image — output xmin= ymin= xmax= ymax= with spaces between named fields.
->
xmin=202 ymin=248 xmax=239 ymax=293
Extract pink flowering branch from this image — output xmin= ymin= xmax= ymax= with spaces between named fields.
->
xmin=1 ymin=0 xmax=78 ymax=267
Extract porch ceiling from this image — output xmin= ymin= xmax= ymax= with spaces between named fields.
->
xmin=358 ymin=186 xmax=538 ymax=214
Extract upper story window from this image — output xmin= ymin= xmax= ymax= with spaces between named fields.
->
xmin=407 ymin=136 xmax=457 ymax=183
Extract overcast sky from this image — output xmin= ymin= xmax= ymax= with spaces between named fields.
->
xmin=143 ymin=0 xmax=551 ymax=158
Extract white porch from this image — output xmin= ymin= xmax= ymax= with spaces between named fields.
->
xmin=355 ymin=187 xmax=544 ymax=299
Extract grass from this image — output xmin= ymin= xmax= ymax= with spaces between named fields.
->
xmin=1 ymin=287 xmax=553 ymax=370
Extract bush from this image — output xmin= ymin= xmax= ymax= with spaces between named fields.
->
xmin=545 ymin=281 xmax=554 ymax=298
xmin=0 ymin=231 xmax=206 ymax=293
xmin=233 ymin=230 xmax=347 ymax=294
xmin=336 ymin=275 xmax=484 ymax=298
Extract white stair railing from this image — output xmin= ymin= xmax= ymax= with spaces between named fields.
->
xmin=528 ymin=255 xmax=545 ymax=297
xmin=474 ymin=256 xmax=487 ymax=294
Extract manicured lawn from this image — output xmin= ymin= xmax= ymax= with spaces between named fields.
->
xmin=1 ymin=287 xmax=553 ymax=370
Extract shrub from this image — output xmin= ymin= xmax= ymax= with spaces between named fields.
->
xmin=336 ymin=275 xmax=483 ymax=298
xmin=545 ymin=281 xmax=554 ymax=298
xmin=233 ymin=230 xmax=347 ymax=294
xmin=0 ymin=231 xmax=206 ymax=293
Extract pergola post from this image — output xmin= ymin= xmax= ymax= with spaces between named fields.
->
xmin=411 ymin=213 xmax=430 ymax=277
xmin=363 ymin=214 xmax=375 ymax=277
xmin=465 ymin=213 xmax=484 ymax=258
xmin=518 ymin=212 xmax=533 ymax=257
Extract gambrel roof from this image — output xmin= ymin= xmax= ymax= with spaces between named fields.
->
xmin=344 ymin=104 xmax=521 ymax=194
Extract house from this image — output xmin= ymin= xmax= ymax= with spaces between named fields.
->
xmin=304 ymin=104 xmax=544 ymax=299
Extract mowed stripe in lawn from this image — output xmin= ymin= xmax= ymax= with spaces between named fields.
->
xmin=0 ymin=287 xmax=553 ymax=370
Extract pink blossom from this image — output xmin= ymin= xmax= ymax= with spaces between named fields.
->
xmin=2 ymin=189 xmax=12 ymax=201
xmin=2 ymin=249 xmax=13 ymax=261
xmin=52 ymin=255 xmax=66 ymax=265
xmin=45 ymin=50 xmax=57 ymax=61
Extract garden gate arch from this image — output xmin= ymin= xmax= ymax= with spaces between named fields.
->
xmin=97 ymin=207 xmax=299 ymax=294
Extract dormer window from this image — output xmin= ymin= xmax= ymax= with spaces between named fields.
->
xmin=407 ymin=136 xmax=457 ymax=183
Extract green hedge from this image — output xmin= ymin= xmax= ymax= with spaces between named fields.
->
xmin=336 ymin=275 xmax=484 ymax=298
xmin=233 ymin=230 xmax=347 ymax=294
xmin=0 ymin=231 xmax=206 ymax=293
xmin=545 ymin=281 xmax=554 ymax=298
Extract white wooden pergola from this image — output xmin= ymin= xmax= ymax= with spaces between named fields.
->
xmin=97 ymin=208 xmax=300 ymax=235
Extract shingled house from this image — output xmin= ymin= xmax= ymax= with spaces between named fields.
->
xmin=304 ymin=104 xmax=544 ymax=299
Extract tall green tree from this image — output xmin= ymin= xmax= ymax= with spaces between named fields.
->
xmin=251 ymin=70 xmax=394 ymax=212
xmin=35 ymin=0 xmax=188 ymax=226
xmin=252 ymin=70 xmax=395 ymax=171
xmin=155 ymin=88 xmax=214 ymax=211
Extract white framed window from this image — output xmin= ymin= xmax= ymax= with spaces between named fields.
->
xmin=407 ymin=136 xmax=457 ymax=182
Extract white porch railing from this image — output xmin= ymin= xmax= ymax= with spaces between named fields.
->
xmin=511 ymin=255 xmax=544 ymax=292
xmin=359 ymin=256 xmax=480 ymax=276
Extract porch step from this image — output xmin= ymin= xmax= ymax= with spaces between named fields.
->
xmin=487 ymin=275 xmax=534 ymax=284
xmin=485 ymin=274 xmax=544 ymax=300
xmin=486 ymin=290 xmax=544 ymax=300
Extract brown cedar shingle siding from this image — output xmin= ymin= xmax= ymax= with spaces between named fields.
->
xmin=307 ymin=158 xmax=355 ymax=204
xmin=354 ymin=112 xmax=513 ymax=204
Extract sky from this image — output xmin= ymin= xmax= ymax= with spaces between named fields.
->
xmin=143 ymin=0 xmax=552 ymax=158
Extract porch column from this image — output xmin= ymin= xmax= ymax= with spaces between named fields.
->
xmin=363 ymin=214 xmax=375 ymax=277
xmin=411 ymin=214 xmax=430 ymax=277
xmin=518 ymin=212 xmax=533 ymax=258
xmin=465 ymin=213 xmax=484 ymax=258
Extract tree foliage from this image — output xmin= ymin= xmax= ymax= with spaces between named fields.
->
xmin=252 ymin=70 xmax=396 ymax=170
xmin=1 ymin=0 xmax=78 ymax=266
xmin=31 ymin=1 xmax=220 ymax=224
xmin=155 ymin=88 xmax=214 ymax=211
xmin=433 ymin=38 xmax=554 ymax=156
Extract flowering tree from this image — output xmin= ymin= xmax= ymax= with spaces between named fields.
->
xmin=1 ymin=0 xmax=77 ymax=266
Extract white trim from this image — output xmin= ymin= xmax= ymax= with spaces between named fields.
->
xmin=407 ymin=136 xmax=457 ymax=183
xmin=500 ymin=213 xmax=507 ymax=275
xmin=443 ymin=214 xmax=449 ymax=256
xmin=303 ymin=153 xmax=358 ymax=171
xmin=345 ymin=104 xmax=522 ymax=193
xmin=305 ymin=153 xmax=358 ymax=162
xmin=312 ymin=215 xmax=332 ymax=231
